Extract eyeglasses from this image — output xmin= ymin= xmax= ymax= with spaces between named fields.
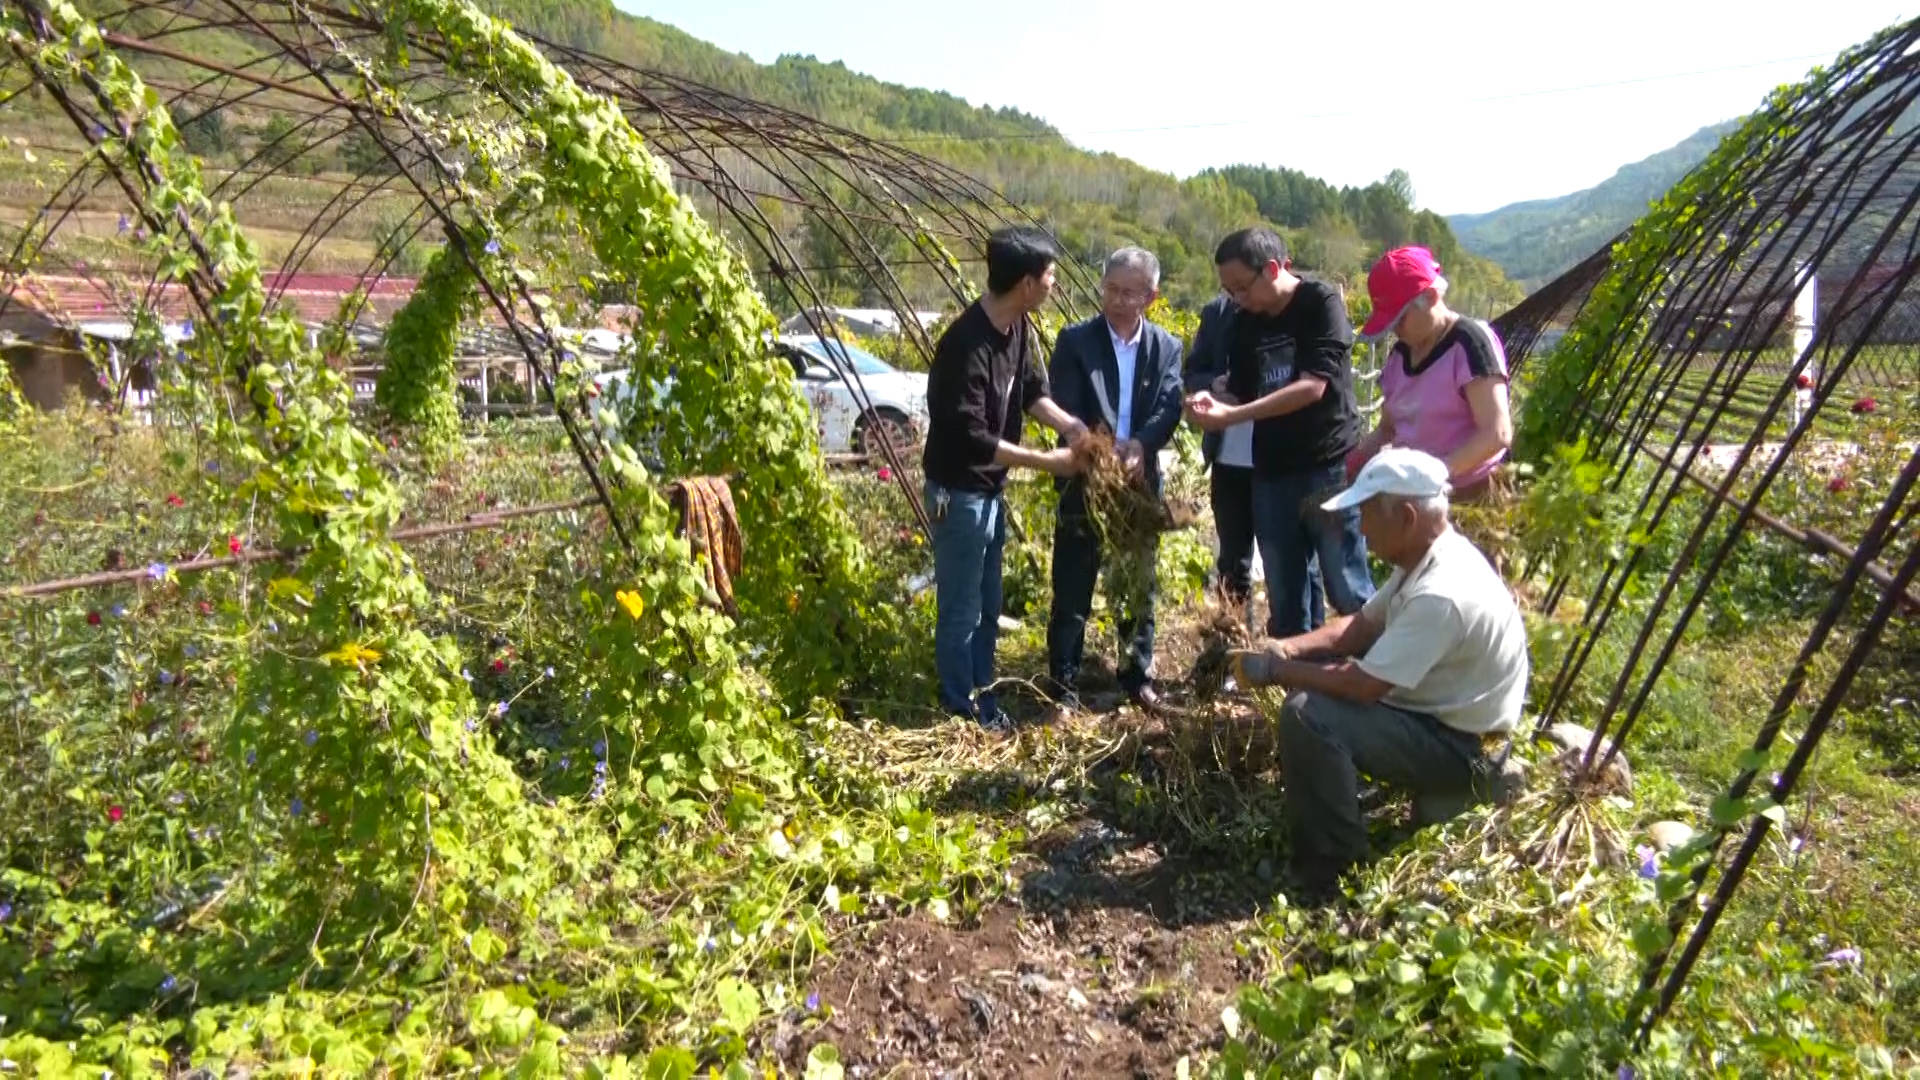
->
xmin=1219 ymin=266 xmax=1268 ymax=304
xmin=1101 ymin=281 xmax=1152 ymax=304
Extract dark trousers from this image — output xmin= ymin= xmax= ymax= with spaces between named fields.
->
xmin=1277 ymin=690 xmax=1496 ymax=886
xmin=1047 ymin=511 xmax=1155 ymax=694
xmin=1209 ymin=463 xmax=1256 ymax=608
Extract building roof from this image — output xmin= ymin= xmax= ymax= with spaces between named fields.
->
xmin=1 ymin=271 xmax=424 ymax=333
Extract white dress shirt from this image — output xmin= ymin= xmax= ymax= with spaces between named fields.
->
xmin=1108 ymin=317 xmax=1143 ymax=440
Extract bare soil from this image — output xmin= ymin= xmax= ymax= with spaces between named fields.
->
xmin=777 ymin=817 xmax=1267 ymax=1079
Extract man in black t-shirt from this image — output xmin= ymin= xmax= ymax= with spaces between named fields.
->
xmin=923 ymin=226 xmax=1089 ymax=730
xmin=1186 ymin=228 xmax=1374 ymax=637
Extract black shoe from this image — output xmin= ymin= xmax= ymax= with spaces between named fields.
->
xmin=1127 ymin=683 xmax=1163 ymax=711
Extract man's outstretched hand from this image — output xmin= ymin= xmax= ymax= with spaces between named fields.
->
xmin=1228 ymin=640 xmax=1294 ymax=688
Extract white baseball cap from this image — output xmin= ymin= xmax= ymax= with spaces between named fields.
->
xmin=1320 ymin=446 xmax=1451 ymax=511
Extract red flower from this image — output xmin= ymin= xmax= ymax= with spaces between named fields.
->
xmin=198 ymin=601 xmax=214 ymax=616
xmin=1828 ymin=476 xmax=1852 ymax=493
xmin=877 ymin=466 xmax=893 ymax=482
xmin=228 ymin=535 xmax=243 ymax=556
xmin=1852 ymin=397 xmax=1878 ymax=414
xmin=107 ymin=805 xmax=125 ymax=823
xmin=165 ymin=493 xmax=184 ymax=508
xmin=87 ymin=610 xmax=102 ymax=625
xmin=491 ymin=658 xmax=507 ymax=673
xmin=1795 ymin=373 xmax=1813 ymax=389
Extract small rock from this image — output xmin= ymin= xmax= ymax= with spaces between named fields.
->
xmin=1647 ymin=820 xmax=1695 ymax=851
xmin=1542 ymin=722 xmax=1632 ymax=791
xmin=1066 ymin=987 xmax=1089 ymax=1009
xmin=1018 ymin=972 xmax=1059 ymax=996
xmin=1494 ymin=754 xmax=1530 ymax=805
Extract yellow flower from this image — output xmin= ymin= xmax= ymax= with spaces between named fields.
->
xmin=615 ymin=589 xmax=645 ymax=620
xmin=321 ymin=641 xmax=382 ymax=667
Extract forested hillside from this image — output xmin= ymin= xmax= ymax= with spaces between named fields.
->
xmin=1447 ymin=121 xmax=1740 ymax=287
xmin=5 ymin=0 xmax=1523 ymax=315
xmin=485 ymin=0 xmax=1521 ymax=310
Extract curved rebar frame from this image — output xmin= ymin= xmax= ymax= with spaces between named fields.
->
xmin=0 ymin=0 xmax=1096 ymax=542
xmin=1489 ymin=18 xmax=1920 ymax=1046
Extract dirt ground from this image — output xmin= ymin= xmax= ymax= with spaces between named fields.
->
xmin=770 ymin=601 xmax=1298 ymax=1079
xmin=777 ymin=816 xmax=1267 ymax=1079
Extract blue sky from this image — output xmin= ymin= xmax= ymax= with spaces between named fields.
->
xmin=611 ymin=0 xmax=1914 ymax=215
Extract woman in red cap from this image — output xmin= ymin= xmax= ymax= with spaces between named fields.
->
xmin=1351 ymin=247 xmax=1513 ymax=500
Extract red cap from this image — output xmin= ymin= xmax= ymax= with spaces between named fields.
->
xmin=1361 ymin=246 xmax=1443 ymax=339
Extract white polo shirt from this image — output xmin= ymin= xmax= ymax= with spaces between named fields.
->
xmin=1356 ymin=527 xmax=1528 ymax=734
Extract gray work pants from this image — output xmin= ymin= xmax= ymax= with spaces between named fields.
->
xmin=1277 ymin=690 xmax=1497 ymax=885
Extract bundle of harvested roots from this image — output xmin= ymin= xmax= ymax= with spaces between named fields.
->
xmin=1186 ymin=600 xmax=1253 ymax=701
xmin=1077 ymin=432 xmax=1196 ymax=611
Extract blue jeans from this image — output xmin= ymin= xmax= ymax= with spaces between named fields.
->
xmin=1252 ymin=462 xmax=1374 ymax=638
xmin=928 ymin=482 xmax=1007 ymax=719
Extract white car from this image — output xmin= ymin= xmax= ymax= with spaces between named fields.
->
xmin=589 ymin=335 xmax=928 ymax=457
xmin=775 ymin=335 xmax=928 ymax=455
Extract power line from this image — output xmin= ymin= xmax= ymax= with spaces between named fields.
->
xmin=890 ymin=48 xmax=1855 ymax=145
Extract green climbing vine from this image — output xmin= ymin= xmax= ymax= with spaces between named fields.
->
xmin=4 ymin=0 xmax=577 ymax=947
xmin=370 ymin=0 xmax=909 ymax=707
xmin=374 ymin=242 xmax=474 ymax=458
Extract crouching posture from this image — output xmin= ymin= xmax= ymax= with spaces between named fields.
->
xmin=1232 ymin=447 xmax=1528 ymax=893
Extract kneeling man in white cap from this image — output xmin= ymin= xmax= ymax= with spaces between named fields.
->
xmin=1232 ymin=447 xmax=1528 ymax=895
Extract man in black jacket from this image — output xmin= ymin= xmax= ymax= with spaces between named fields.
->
xmin=924 ymin=226 xmax=1089 ymax=731
xmin=1187 ymin=228 xmax=1374 ymax=637
xmin=1046 ymin=246 xmax=1185 ymax=709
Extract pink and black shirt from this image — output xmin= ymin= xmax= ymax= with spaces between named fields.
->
xmin=1380 ymin=317 xmax=1509 ymax=489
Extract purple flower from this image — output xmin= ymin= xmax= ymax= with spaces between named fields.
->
xmin=147 ymin=562 xmax=169 ymax=581
xmin=111 ymin=604 xmax=126 ymax=618
xmin=589 ymin=775 xmax=607 ymax=800
xmin=303 ymin=730 xmax=318 ymax=746
xmin=593 ymin=739 xmax=607 ymax=759
xmin=117 ymin=214 xmax=130 ymax=233
xmin=806 ymin=991 xmax=820 ymax=1011
xmin=494 ymin=701 xmax=508 ymax=718
xmin=1788 ymin=834 xmax=1804 ymax=853
xmin=1635 ymin=844 xmax=1658 ymax=879
xmin=544 ymin=666 xmax=555 ymax=679
xmin=159 ymin=975 xmax=177 ymax=993
xmin=204 ymin=460 xmax=220 ymax=473
xmin=290 ymin=797 xmax=304 ymax=816
xmin=0 ymin=901 xmax=13 ymax=922
xmin=559 ymin=755 xmax=572 ymax=769
xmin=701 ymin=938 xmax=716 ymax=954
xmin=184 ymin=644 xmax=198 ymax=658
xmin=245 ymin=749 xmax=256 ymax=766
xmin=1617 ymin=1066 xmax=1636 ymax=1080
xmin=266 ymin=619 xmax=278 ymax=633
xmin=462 ymin=667 xmax=472 ymax=682
xmin=181 ymin=318 xmax=194 ymax=338
xmin=464 ymin=717 xmax=478 ymax=733
xmin=484 ymin=238 xmax=501 ymax=256
xmin=1825 ymin=946 xmax=1861 ymax=965
xmin=158 ymin=670 xmax=176 ymax=686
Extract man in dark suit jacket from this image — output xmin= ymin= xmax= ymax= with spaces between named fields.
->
xmin=1046 ymin=246 xmax=1186 ymax=709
